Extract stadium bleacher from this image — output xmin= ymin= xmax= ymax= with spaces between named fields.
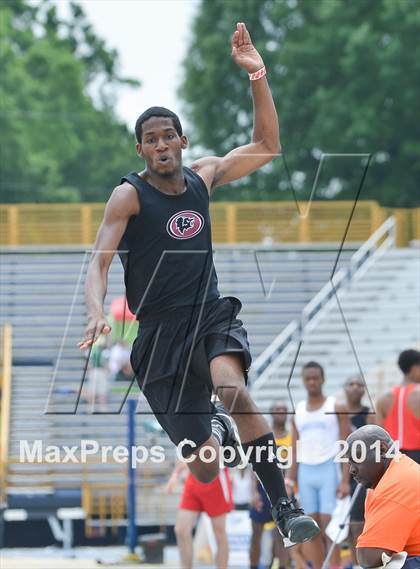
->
xmin=0 ymin=244 xmax=355 ymax=537
xmin=1 ymin=219 xmax=419 ymax=543
xmin=251 ymin=245 xmax=420 ymax=410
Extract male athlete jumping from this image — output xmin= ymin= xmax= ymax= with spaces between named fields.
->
xmin=79 ymin=22 xmax=320 ymax=547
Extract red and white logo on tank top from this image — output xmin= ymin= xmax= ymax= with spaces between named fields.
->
xmin=166 ymin=210 xmax=204 ymax=239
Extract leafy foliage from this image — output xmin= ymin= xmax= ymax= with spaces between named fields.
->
xmin=0 ymin=0 xmax=139 ymax=203
xmin=179 ymin=0 xmax=420 ymax=206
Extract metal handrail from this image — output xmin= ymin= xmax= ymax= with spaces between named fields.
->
xmin=251 ymin=217 xmax=396 ymax=388
xmin=350 ymin=215 xmax=396 ymax=267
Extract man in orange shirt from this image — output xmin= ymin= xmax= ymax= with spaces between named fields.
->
xmin=346 ymin=425 xmax=420 ymax=568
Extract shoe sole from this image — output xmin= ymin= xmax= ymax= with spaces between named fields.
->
xmin=290 ymin=521 xmax=321 ymax=544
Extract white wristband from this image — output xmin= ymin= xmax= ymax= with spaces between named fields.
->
xmin=249 ymin=66 xmax=266 ymax=81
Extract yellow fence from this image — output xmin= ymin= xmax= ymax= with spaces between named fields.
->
xmin=82 ymin=482 xmax=127 ymax=537
xmin=0 ymin=201 xmax=418 ymax=246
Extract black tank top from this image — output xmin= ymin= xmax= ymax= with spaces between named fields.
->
xmin=118 ymin=166 xmax=220 ymax=319
xmin=351 ymin=406 xmax=370 ymax=430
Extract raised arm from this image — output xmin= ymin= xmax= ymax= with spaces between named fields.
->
xmin=78 ymin=183 xmax=139 ymax=349
xmin=191 ymin=22 xmax=280 ymax=193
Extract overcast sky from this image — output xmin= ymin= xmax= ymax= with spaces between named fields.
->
xmin=58 ymin=0 xmax=199 ymax=129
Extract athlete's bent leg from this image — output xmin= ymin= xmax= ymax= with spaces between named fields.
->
xmin=210 ymin=353 xmax=270 ymax=441
xmin=250 ymin=521 xmax=264 ymax=569
xmin=174 ymin=509 xmax=199 ymax=569
xmin=210 ymin=514 xmax=229 ymax=569
xmin=211 ymin=353 xmax=289 ymax=505
xmin=210 ymin=353 xmax=320 ymax=546
xmin=185 ymin=436 xmax=221 ymax=483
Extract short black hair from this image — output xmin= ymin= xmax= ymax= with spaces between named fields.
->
xmin=344 ymin=374 xmax=364 ymax=386
xmin=303 ymin=361 xmax=325 ymax=378
xmin=398 ymin=349 xmax=420 ymax=375
xmin=135 ymin=106 xmax=183 ymax=143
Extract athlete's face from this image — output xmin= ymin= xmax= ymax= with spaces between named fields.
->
xmin=270 ymin=403 xmax=288 ymax=429
xmin=303 ymin=366 xmax=324 ymax=397
xmin=136 ymin=116 xmax=188 ymax=177
xmin=408 ymin=363 xmax=420 ymax=383
xmin=345 ymin=378 xmax=365 ymax=406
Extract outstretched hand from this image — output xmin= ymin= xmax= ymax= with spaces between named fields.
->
xmin=78 ymin=315 xmax=111 ymax=350
xmin=231 ymin=22 xmax=264 ymax=73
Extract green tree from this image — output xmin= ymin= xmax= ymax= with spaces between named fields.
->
xmin=179 ymin=0 xmax=420 ymax=206
xmin=0 ymin=0 xmax=140 ymax=203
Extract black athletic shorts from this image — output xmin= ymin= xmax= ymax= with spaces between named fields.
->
xmin=130 ymin=296 xmax=252 ymax=456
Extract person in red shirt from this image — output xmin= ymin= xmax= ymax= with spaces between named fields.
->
xmin=166 ymin=461 xmax=233 ymax=569
xmin=374 ymin=349 xmax=420 ymax=463
xmin=345 ymin=425 xmax=420 ymax=568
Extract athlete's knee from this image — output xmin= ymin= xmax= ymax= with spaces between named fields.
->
xmin=189 ymin=459 xmax=219 ymax=484
xmin=194 ymin=466 xmax=219 ymax=484
xmin=234 ymin=385 xmax=253 ymax=411
xmin=213 ymin=525 xmax=227 ymax=543
xmin=175 ymin=521 xmax=191 ymax=541
xmin=216 ymin=378 xmax=244 ymax=403
xmin=219 ymin=383 xmax=253 ymax=413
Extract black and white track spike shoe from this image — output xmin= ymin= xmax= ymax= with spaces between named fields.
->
xmin=211 ymin=401 xmax=243 ymax=467
xmin=272 ymin=496 xmax=320 ymax=548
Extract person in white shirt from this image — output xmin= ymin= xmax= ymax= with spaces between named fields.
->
xmin=231 ymin=466 xmax=253 ymax=510
xmin=108 ymin=339 xmax=131 ymax=380
xmin=287 ymin=361 xmax=350 ymax=569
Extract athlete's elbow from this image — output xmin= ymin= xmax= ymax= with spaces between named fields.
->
xmin=262 ymin=140 xmax=281 ymax=157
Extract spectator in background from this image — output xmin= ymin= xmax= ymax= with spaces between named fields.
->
xmin=346 ymin=425 xmax=420 ymax=568
xmin=288 ymin=362 xmax=351 ymax=569
xmin=249 ymin=401 xmax=290 ymax=569
xmin=108 ymin=339 xmax=131 ymax=381
xmin=230 ymin=466 xmax=253 ymax=511
xmin=344 ymin=375 xmax=370 ymax=563
xmin=114 ymin=360 xmax=134 ymax=383
xmin=166 ymin=460 xmax=232 ymax=569
xmin=374 ymin=349 xmax=420 ymax=463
